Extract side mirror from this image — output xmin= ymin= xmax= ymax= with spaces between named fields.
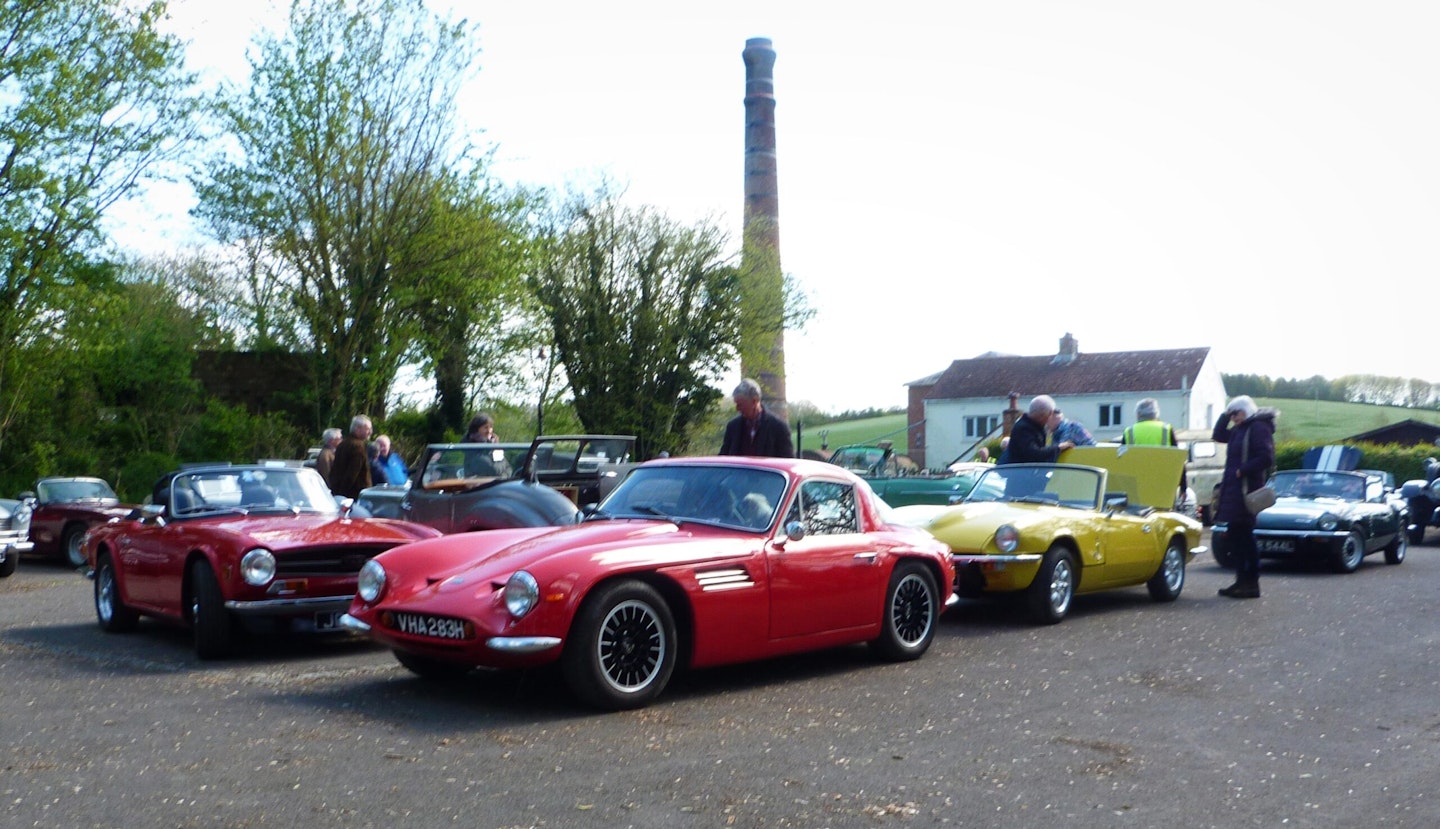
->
xmin=784 ymin=520 xmax=807 ymax=543
xmin=1104 ymin=494 xmax=1129 ymax=512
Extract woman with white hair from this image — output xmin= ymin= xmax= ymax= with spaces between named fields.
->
xmin=1211 ymin=395 xmax=1280 ymax=599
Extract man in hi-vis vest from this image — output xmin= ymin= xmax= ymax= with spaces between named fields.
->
xmin=1122 ymin=398 xmax=1186 ymax=492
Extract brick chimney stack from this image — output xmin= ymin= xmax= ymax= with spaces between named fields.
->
xmin=741 ymin=37 xmax=787 ymax=420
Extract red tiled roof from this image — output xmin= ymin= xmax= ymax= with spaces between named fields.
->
xmin=924 ymin=347 xmax=1211 ymax=400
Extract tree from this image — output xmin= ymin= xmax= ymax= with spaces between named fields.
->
xmin=0 ymin=0 xmax=197 ymax=453
xmin=194 ymin=0 xmax=487 ymax=430
xmin=530 ymin=191 xmax=742 ymax=458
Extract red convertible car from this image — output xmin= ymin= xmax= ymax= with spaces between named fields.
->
xmin=22 ymin=476 xmax=139 ymax=568
xmin=342 ymin=457 xmax=957 ymax=710
xmin=85 ymin=464 xmax=441 ymax=658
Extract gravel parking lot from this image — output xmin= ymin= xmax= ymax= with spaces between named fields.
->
xmin=3 ymin=537 xmax=1438 ymax=828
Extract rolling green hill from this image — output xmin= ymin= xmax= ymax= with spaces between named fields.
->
xmin=799 ymin=398 xmax=1440 ymax=462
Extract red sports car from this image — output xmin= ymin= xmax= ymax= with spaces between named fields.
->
xmin=23 ymin=477 xmax=139 ymax=568
xmin=342 ymin=456 xmax=957 ymax=710
xmin=85 ymin=464 xmax=441 ymax=658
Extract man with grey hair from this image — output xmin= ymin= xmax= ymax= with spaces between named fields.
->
xmin=1122 ymin=397 xmax=1185 ymax=492
xmin=328 ymin=414 xmax=374 ymax=499
xmin=314 ymin=427 xmax=342 ymax=483
xmin=719 ymin=378 xmax=794 ymax=458
xmin=999 ymin=394 xmax=1074 ymax=464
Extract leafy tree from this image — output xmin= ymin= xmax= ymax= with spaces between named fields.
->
xmin=530 ymin=191 xmax=743 ymax=458
xmin=194 ymin=0 xmax=485 ymax=430
xmin=0 ymin=0 xmax=197 ymax=452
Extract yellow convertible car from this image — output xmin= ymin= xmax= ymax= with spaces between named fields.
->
xmin=915 ymin=445 xmax=1205 ymax=624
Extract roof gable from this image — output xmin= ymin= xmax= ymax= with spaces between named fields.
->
xmin=928 ymin=347 xmax=1211 ymax=399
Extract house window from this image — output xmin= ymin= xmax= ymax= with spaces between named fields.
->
xmin=1098 ymin=404 xmax=1122 ymax=428
xmin=964 ymin=415 xmax=999 ymax=438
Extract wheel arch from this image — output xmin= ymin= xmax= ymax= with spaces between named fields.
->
xmin=569 ymin=570 xmax=696 ymax=670
xmin=182 ymin=549 xmax=222 ymax=623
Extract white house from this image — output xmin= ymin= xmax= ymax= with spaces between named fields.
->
xmin=907 ymin=333 xmax=1228 ymax=469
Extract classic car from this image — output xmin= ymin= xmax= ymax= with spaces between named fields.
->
xmin=356 ymin=435 xmax=635 ymax=533
xmin=21 ymin=476 xmax=139 ymax=568
xmin=1213 ymin=468 xmax=1408 ymax=573
xmin=85 ymin=463 xmax=441 ymax=658
xmin=341 ymin=456 xmax=956 ymax=710
xmin=912 ymin=445 xmax=1205 ymax=624
xmin=0 ymin=496 xmax=34 ymax=578
xmin=827 ymin=442 xmax=988 ymax=507
xmin=1399 ymin=457 xmax=1440 ymax=544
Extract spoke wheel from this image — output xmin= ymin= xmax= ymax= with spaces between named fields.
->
xmin=1331 ymin=532 xmax=1364 ymax=574
xmin=63 ymin=523 xmax=88 ymax=569
xmin=94 ymin=553 xmax=139 ymax=632
xmin=563 ymin=580 xmax=675 ymax=710
xmin=1027 ymin=546 xmax=1076 ymax=624
xmin=870 ymin=561 xmax=940 ymax=660
xmin=190 ymin=558 xmax=236 ymax=659
xmin=1147 ymin=538 xmax=1187 ymax=602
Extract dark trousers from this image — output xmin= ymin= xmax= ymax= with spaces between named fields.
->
xmin=1227 ymin=521 xmax=1260 ymax=585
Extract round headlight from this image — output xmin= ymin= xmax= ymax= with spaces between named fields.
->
xmin=240 ymin=548 xmax=276 ymax=586
xmin=995 ymin=524 xmax=1020 ymax=553
xmin=1317 ymin=513 xmax=1339 ymax=531
xmin=504 ymin=570 xmax=539 ymax=618
xmin=357 ymin=559 xmax=386 ymax=603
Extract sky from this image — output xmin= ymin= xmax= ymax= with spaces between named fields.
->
xmin=138 ymin=1 xmax=1440 ymax=414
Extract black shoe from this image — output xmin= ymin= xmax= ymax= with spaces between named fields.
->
xmin=1218 ymin=583 xmax=1260 ymax=599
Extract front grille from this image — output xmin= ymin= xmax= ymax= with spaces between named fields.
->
xmin=275 ymin=545 xmax=394 ymax=576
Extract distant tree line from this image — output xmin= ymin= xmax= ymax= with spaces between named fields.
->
xmin=1223 ymin=373 xmax=1440 ymax=409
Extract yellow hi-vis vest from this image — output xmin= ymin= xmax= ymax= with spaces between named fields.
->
xmin=1123 ymin=420 xmax=1173 ymax=446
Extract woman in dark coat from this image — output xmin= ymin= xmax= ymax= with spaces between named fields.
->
xmin=1212 ymin=395 xmax=1279 ymax=598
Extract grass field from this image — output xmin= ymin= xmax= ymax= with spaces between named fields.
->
xmin=799 ymin=398 xmax=1440 ymax=461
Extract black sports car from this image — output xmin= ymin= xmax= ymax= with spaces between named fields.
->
xmin=1213 ymin=469 xmax=1408 ymax=573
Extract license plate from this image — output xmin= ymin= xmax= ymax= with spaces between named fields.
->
xmin=314 ymin=611 xmax=341 ymax=630
xmin=1258 ymin=539 xmax=1293 ymax=553
xmin=392 ymin=612 xmax=470 ymax=640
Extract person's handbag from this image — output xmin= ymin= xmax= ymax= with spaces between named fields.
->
xmin=1244 ymin=485 xmax=1277 ymax=514
xmin=1240 ymin=424 xmax=1276 ymax=514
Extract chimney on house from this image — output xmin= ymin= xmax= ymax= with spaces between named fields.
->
xmin=1052 ymin=332 xmax=1079 ymax=366
xmin=741 ymin=37 xmax=788 ymax=420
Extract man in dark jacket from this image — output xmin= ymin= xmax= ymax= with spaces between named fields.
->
xmin=719 ymin=378 xmax=794 ymax=458
xmin=328 ymin=414 xmax=374 ymax=500
xmin=1212 ymin=395 xmax=1279 ymax=599
xmin=999 ymin=395 xmax=1075 ymax=464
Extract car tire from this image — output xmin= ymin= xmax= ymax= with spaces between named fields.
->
xmin=1330 ymin=531 xmax=1365 ymax=574
xmin=1211 ymin=536 xmax=1234 ymax=569
xmin=63 ymin=522 xmax=88 ymax=569
xmin=1384 ymin=531 xmax=1407 ymax=565
xmin=94 ymin=553 xmax=139 ymax=632
xmin=1407 ymin=524 xmax=1425 ymax=546
xmin=562 ymin=580 xmax=676 ymax=710
xmin=0 ymin=553 xmax=14 ymax=578
xmin=394 ymin=650 xmax=472 ymax=680
xmin=1146 ymin=538 xmax=1187 ymax=602
xmin=869 ymin=561 xmax=940 ymax=661
xmin=1027 ymin=546 xmax=1076 ymax=625
xmin=190 ymin=558 xmax=236 ymax=659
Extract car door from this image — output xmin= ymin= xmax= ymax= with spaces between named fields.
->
xmin=1095 ymin=509 xmax=1163 ymax=587
xmin=767 ymin=479 xmax=886 ymax=639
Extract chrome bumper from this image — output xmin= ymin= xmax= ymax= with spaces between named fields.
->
xmin=223 ymin=595 xmax=353 ymax=616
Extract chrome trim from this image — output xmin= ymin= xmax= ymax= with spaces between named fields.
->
xmin=486 ymin=635 xmax=563 ymax=654
xmin=0 ymin=540 xmax=34 ymax=555
xmin=339 ymin=613 xmax=371 ymax=632
xmin=223 ymin=595 xmax=352 ymax=615
xmin=952 ymin=553 xmax=1043 ymax=564
xmin=696 ymin=568 xmax=754 ymax=591
xmin=1252 ymin=529 xmax=1349 ymax=541
xmin=945 ymin=593 xmax=959 ymax=608
xmin=1189 ymin=545 xmax=1208 ymax=558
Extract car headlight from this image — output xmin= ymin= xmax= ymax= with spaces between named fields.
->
xmin=504 ymin=570 xmax=539 ymax=618
xmin=995 ymin=524 xmax=1020 ymax=553
xmin=1317 ymin=513 xmax=1339 ymax=531
xmin=358 ymin=559 xmax=386 ymax=603
xmin=240 ymin=548 xmax=276 ymax=586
